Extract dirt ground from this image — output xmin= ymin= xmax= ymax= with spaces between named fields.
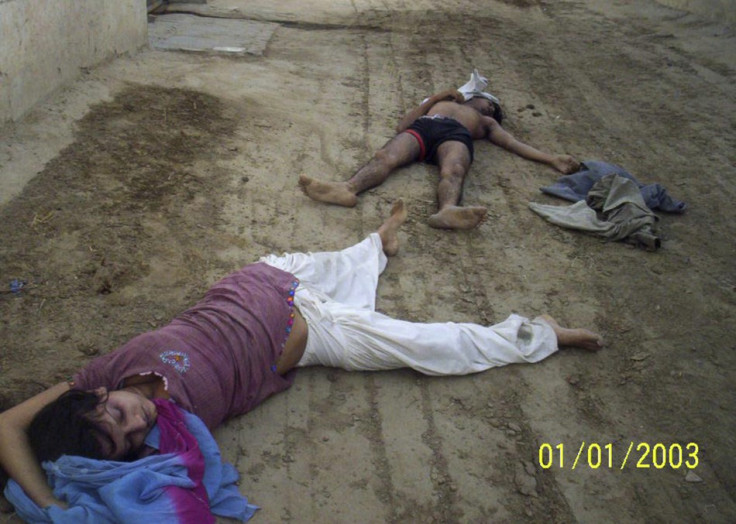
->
xmin=1 ymin=0 xmax=735 ymax=522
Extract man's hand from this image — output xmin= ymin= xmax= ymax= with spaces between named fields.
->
xmin=443 ymin=89 xmax=465 ymax=103
xmin=551 ymin=154 xmax=580 ymax=174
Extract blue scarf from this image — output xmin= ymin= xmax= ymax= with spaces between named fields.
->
xmin=5 ymin=400 xmax=258 ymax=523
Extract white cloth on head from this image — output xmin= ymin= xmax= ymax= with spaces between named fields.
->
xmin=458 ymin=68 xmax=500 ymax=105
xmin=261 ymin=233 xmax=557 ymax=375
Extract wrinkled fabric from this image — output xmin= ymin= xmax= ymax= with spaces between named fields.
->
xmin=422 ymin=69 xmax=501 ymax=105
xmin=5 ymin=400 xmax=257 ymax=524
xmin=530 ymin=174 xmax=660 ymax=250
xmin=405 ymin=116 xmax=475 ymax=164
xmin=73 ymin=263 xmax=298 ymax=429
xmin=263 ymin=234 xmax=559 ymax=375
xmin=540 ymin=160 xmax=686 ymax=213
xmin=457 ymin=68 xmax=501 ymax=105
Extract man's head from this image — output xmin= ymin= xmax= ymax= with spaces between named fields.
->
xmin=29 ymin=387 xmax=157 ymax=463
xmin=464 ymin=96 xmax=504 ymax=124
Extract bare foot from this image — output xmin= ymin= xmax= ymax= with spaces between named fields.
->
xmin=537 ymin=314 xmax=604 ymax=351
xmin=377 ymin=199 xmax=408 ymax=256
xmin=427 ymin=205 xmax=487 ymax=230
xmin=299 ymin=174 xmax=358 ymax=207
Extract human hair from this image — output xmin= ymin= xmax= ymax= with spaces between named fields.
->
xmin=28 ymin=389 xmax=110 ymax=463
xmin=464 ymin=96 xmax=504 ymax=125
xmin=491 ymin=101 xmax=504 ymax=125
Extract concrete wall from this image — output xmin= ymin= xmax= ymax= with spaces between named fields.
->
xmin=656 ymin=0 xmax=736 ymax=25
xmin=0 ymin=0 xmax=147 ymax=122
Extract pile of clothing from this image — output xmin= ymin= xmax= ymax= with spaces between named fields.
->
xmin=529 ymin=160 xmax=687 ymax=250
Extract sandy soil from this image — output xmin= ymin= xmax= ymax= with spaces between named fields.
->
xmin=1 ymin=0 xmax=735 ymax=522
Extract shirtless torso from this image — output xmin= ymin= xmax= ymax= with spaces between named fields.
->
xmin=299 ymin=87 xmax=579 ymax=230
xmin=425 ymin=100 xmax=493 ymax=140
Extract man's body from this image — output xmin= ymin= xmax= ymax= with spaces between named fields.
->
xmin=0 ymin=200 xmax=603 ymax=511
xmin=300 ymin=89 xmax=581 ymax=229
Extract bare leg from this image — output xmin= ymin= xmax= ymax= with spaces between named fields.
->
xmin=299 ymin=133 xmax=420 ymax=207
xmin=427 ymin=141 xmax=487 ymax=230
xmin=536 ymin=314 xmax=604 ymax=351
xmin=377 ymin=199 xmax=408 ymax=256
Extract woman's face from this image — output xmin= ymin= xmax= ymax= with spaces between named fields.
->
xmin=90 ymin=388 xmax=157 ymax=460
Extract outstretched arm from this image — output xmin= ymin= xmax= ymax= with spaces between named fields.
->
xmin=395 ymin=89 xmax=464 ymax=133
xmin=486 ymin=118 xmax=580 ymax=174
xmin=0 ymin=382 xmax=71 ymax=509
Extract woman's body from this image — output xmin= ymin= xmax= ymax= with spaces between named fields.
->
xmin=0 ymin=200 xmax=603 ymax=510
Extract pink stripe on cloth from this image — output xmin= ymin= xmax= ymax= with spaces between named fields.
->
xmin=153 ymin=399 xmax=215 ymax=524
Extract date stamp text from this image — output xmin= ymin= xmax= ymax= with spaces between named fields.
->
xmin=537 ymin=442 xmax=699 ymax=470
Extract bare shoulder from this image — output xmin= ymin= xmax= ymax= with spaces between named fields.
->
xmin=485 ymin=115 xmax=502 ymax=129
xmin=486 ymin=115 xmax=509 ymax=136
xmin=470 ymin=113 xmax=499 ymax=139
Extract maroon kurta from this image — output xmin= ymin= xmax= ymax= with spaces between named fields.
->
xmin=74 ymin=263 xmax=300 ymax=429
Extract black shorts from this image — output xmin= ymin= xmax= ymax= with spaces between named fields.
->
xmin=404 ymin=116 xmax=474 ymax=164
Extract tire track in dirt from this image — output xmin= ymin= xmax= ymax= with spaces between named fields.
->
xmin=471 ymin=2 xmax=736 ymax=521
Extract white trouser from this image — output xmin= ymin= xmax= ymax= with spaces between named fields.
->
xmin=261 ymin=234 xmax=558 ymax=376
